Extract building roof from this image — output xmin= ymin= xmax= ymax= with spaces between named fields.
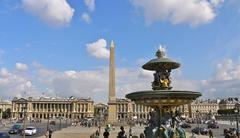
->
xmin=219 ymin=97 xmax=239 ymax=104
xmin=116 ymin=98 xmax=131 ymax=102
xmin=94 ymin=103 xmax=107 ymax=108
xmin=12 ymin=96 xmax=93 ymax=102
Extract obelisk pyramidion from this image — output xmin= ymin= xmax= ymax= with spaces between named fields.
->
xmin=107 ymin=40 xmax=117 ymax=124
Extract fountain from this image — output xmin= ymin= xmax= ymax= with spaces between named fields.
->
xmin=126 ymin=48 xmax=201 ymax=138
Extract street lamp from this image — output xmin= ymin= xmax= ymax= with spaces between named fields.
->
xmin=234 ymin=106 xmax=239 ymax=138
xmin=66 ymin=109 xmax=68 ymax=125
xmin=196 ymin=110 xmax=200 ymax=134
xmin=59 ymin=115 xmax=62 ymax=130
xmin=22 ymin=106 xmax=27 ymax=138
xmin=47 ymin=109 xmax=50 ymax=131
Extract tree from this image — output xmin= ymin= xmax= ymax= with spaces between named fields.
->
xmin=217 ymin=109 xmax=234 ymax=115
xmin=2 ymin=108 xmax=11 ymax=119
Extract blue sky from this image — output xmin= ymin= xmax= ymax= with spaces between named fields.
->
xmin=0 ymin=0 xmax=240 ymax=103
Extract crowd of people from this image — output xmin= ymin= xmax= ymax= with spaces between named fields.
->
xmin=90 ymin=125 xmax=146 ymax=138
xmin=71 ymin=119 xmax=94 ymax=127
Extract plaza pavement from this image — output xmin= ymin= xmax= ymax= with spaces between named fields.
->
xmin=37 ymin=125 xmax=210 ymax=138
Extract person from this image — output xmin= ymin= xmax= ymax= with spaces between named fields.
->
xmin=190 ymin=132 xmax=196 ymax=138
xmin=95 ymin=130 xmax=99 ymax=138
xmin=129 ymin=127 xmax=133 ymax=138
xmin=98 ymin=125 xmax=101 ymax=133
xmin=103 ymin=128 xmax=109 ymax=138
xmin=117 ymin=126 xmax=126 ymax=138
xmin=140 ymin=133 xmax=145 ymax=138
xmin=112 ymin=124 xmax=115 ymax=130
xmin=45 ymin=129 xmax=53 ymax=138
xmin=208 ymin=129 xmax=213 ymax=138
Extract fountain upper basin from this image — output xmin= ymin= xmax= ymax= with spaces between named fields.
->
xmin=126 ymin=90 xmax=201 ymax=107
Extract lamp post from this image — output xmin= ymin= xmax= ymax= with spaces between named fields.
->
xmin=22 ymin=106 xmax=27 ymax=138
xmin=47 ymin=109 xmax=50 ymax=131
xmin=234 ymin=106 xmax=239 ymax=138
xmin=66 ymin=109 xmax=69 ymax=125
xmin=196 ymin=110 xmax=200 ymax=134
xmin=59 ymin=115 xmax=62 ymax=130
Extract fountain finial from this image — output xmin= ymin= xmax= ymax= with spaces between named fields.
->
xmin=156 ymin=45 xmax=166 ymax=58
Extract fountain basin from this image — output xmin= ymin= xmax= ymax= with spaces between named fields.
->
xmin=126 ymin=90 xmax=201 ymax=107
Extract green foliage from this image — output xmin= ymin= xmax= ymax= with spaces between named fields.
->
xmin=2 ymin=108 xmax=11 ymax=119
xmin=217 ymin=109 xmax=234 ymax=115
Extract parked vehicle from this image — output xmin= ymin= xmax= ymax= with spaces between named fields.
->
xmin=22 ymin=126 xmax=37 ymax=136
xmin=16 ymin=119 xmax=23 ymax=123
xmin=180 ymin=123 xmax=191 ymax=128
xmin=207 ymin=123 xmax=219 ymax=129
xmin=50 ymin=120 xmax=56 ymax=125
xmin=8 ymin=124 xmax=23 ymax=134
xmin=224 ymin=128 xmax=239 ymax=136
xmin=0 ymin=132 xmax=10 ymax=138
xmin=191 ymin=127 xmax=208 ymax=135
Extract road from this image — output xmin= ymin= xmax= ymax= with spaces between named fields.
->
xmin=0 ymin=120 xmax=238 ymax=138
xmin=0 ymin=119 xmax=71 ymax=138
xmin=184 ymin=122 xmax=237 ymax=138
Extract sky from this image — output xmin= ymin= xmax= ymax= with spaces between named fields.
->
xmin=0 ymin=0 xmax=240 ymax=103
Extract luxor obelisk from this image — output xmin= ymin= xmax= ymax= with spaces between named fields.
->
xmin=107 ymin=40 xmax=117 ymax=124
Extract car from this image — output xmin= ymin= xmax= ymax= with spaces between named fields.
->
xmin=191 ymin=127 xmax=208 ymax=135
xmin=224 ymin=128 xmax=240 ymax=136
xmin=22 ymin=126 xmax=37 ymax=136
xmin=180 ymin=123 xmax=191 ymax=128
xmin=8 ymin=124 xmax=23 ymax=134
xmin=207 ymin=123 xmax=219 ymax=129
xmin=0 ymin=132 xmax=10 ymax=138
xmin=50 ymin=120 xmax=56 ymax=125
xmin=16 ymin=119 xmax=23 ymax=123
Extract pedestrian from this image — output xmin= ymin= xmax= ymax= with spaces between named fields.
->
xmin=129 ymin=127 xmax=133 ymax=138
xmin=208 ymin=129 xmax=213 ymax=138
xmin=98 ymin=125 xmax=101 ymax=133
xmin=45 ymin=129 xmax=53 ymax=138
xmin=190 ymin=132 xmax=196 ymax=138
xmin=103 ymin=128 xmax=109 ymax=138
xmin=95 ymin=130 xmax=100 ymax=138
xmin=139 ymin=133 xmax=145 ymax=138
xmin=117 ymin=126 xmax=126 ymax=138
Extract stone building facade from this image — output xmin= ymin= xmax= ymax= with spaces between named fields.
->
xmin=0 ymin=100 xmax=12 ymax=119
xmin=116 ymin=98 xmax=152 ymax=122
xmin=180 ymin=99 xmax=219 ymax=119
xmin=11 ymin=97 xmax=94 ymax=119
xmin=219 ymin=98 xmax=239 ymax=110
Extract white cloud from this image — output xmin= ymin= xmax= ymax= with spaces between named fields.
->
xmin=32 ymin=58 xmax=240 ymax=102
xmin=0 ymin=68 xmax=10 ymax=78
xmin=131 ymin=0 xmax=224 ymax=26
xmin=16 ymin=62 xmax=28 ymax=71
xmin=177 ymin=58 xmax=240 ymax=99
xmin=64 ymin=70 xmax=77 ymax=78
xmin=84 ymin=0 xmax=95 ymax=12
xmin=22 ymin=0 xmax=75 ymax=27
xmin=1 ymin=56 xmax=239 ymax=102
xmin=0 ymin=67 xmax=35 ymax=99
xmin=86 ymin=39 xmax=110 ymax=59
xmin=82 ymin=0 xmax=95 ymax=23
xmin=81 ymin=12 xmax=91 ymax=23
xmin=210 ymin=0 xmax=224 ymax=7
xmin=214 ymin=59 xmax=240 ymax=81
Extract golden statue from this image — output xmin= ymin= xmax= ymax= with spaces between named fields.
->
xmin=160 ymin=78 xmax=169 ymax=88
